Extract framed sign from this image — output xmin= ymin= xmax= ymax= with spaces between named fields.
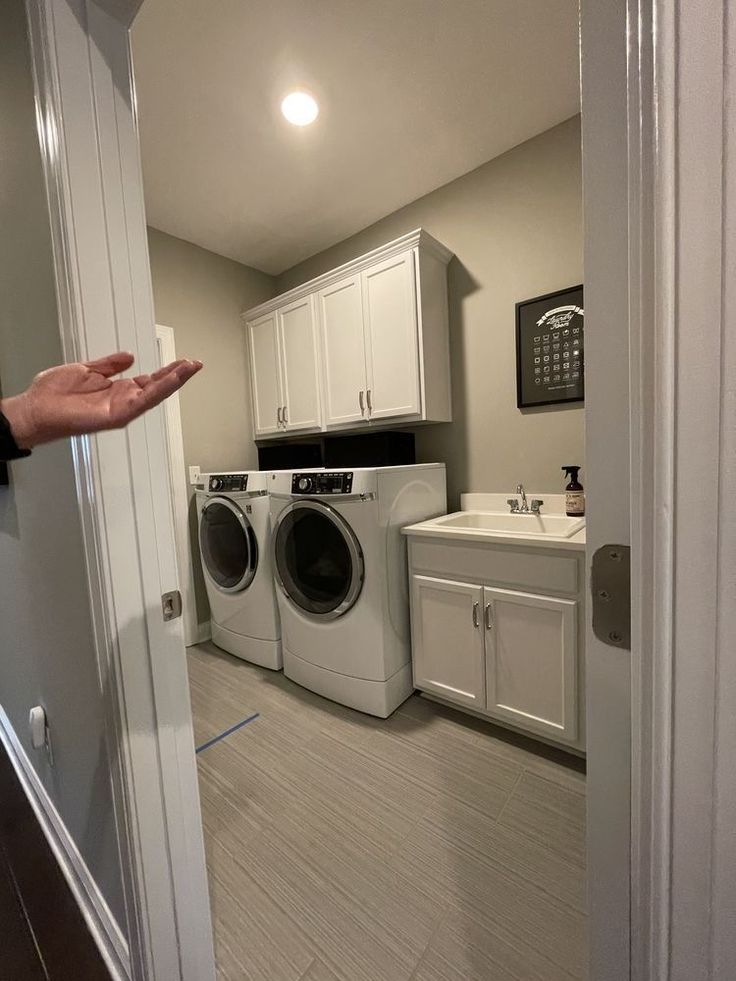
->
xmin=516 ymin=284 xmax=584 ymax=408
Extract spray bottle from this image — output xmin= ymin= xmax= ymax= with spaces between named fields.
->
xmin=561 ymin=466 xmax=585 ymax=517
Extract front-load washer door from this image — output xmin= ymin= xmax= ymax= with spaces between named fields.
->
xmin=199 ymin=496 xmax=258 ymax=593
xmin=272 ymin=500 xmax=364 ymax=620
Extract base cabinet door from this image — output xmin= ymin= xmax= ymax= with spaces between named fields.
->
xmin=411 ymin=575 xmax=485 ymax=709
xmin=278 ymin=295 xmax=321 ymax=432
xmin=484 ymin=587 xmax=578 ymax=742
xmin=247 ymin=312 xmax=282 ymax=436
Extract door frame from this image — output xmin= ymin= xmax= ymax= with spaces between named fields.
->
xmin=155 ymin=324 xmax=199 ymax=647
xmin=22 ymin=0 xmax=736 ymax=980
xmin=23 ymin=1 xmax=215 ymax=979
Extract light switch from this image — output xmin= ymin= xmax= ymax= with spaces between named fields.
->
xmin=188 ymin=465 xmax=201 ymax=485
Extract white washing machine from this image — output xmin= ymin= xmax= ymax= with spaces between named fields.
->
xmin=269 ymin=465 xmax=447 ymax=717
xmin=197 ymin=471 xmax=281 ymax=669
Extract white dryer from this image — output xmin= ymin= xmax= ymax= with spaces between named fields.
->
xmin=197 ymin=471 xmax=281 ymax=669
xmin=269 ymin=465 xmax=446 ymax=717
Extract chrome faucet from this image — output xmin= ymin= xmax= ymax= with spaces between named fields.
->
xmin=507 ymin=484 xmax=544 ymax=515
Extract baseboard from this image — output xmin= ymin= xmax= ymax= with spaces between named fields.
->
xmin=189 ymin=621 xmax=212 ymax=647
xmin=0 ymin=705 xmax=131 ymax=981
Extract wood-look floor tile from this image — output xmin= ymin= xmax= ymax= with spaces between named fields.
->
xmin=421 ymin=795 xmax=586 ymax=912
xmin=395 ymin=820 xmax=586 ymax=978
xmin=498 ymin=771 xmax=587 ymax=869
xmin=299 ymin=956 xmax=344 ymax=981
xmin=410 ymin=906 xmax=581 ymax=981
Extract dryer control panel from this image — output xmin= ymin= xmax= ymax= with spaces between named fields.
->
xmin=292 ymin=472 xmax=354 ymax=495
xmin=209 ymin=474 xmax=248 ymax=492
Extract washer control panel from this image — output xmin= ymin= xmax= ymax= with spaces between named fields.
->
xmin=209 ymin=474 xmax=248 ymax=492
xmin=291 ymin=472 xmax=354 ymax=495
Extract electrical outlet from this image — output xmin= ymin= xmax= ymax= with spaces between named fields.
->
xmin=189 ymin=465 xmax=201 ymax=486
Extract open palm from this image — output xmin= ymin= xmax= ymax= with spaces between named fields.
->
xmin=5 ymin=352 xmax=202 ymax=449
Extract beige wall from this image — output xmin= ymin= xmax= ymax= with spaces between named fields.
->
xmin=278 ymin=117 xmax=584 ymax=508
xmin=147 ymin=227 xmax=275 ymax=473
xmin=147 ymin=228 xmax=275 ymax=630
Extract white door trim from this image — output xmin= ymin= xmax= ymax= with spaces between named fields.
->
xmin=155 ymin=324 xmax=198 ymax=647
xmin=23 ymin=1 xmax=215 ymax=980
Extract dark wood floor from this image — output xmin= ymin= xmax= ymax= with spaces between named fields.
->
xmin=0 ymin=845 xmax=47 ymax=981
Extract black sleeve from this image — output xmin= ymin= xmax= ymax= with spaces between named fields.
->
xmin=0 ymin=409 xmax=32 ymax=462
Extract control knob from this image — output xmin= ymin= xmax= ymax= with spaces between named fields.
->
xmin=210 ymin=477 xmax=222 ymax=491
xmin=298 ymin=476 xmax=313 ymax=493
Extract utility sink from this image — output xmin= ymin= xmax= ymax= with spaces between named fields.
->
xmin=419 ymin=510 xmax=585 ymax=540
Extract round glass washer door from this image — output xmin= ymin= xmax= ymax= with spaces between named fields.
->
xmin=272 ymin=500 xmax=364 ymax=620
xmin=199 ymin=496 xmax=258 ymax=593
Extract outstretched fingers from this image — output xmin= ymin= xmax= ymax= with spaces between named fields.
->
xmin=123 ymin=360 xmax=203 ymax=423
xmin=85 ymin=351 xmax=136 ymax=377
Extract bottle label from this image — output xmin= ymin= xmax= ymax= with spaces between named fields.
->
xmin=566 ymin=491 xmax=585 ymax=515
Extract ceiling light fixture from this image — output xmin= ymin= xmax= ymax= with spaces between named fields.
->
xmin=281 ymin=90 xmax=319 ymax=127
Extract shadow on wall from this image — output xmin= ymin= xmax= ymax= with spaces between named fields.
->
xmin=415 ymin=257 xmax=480 ymax=510
xmin=188 ymin=493 xmax=211 ymax=631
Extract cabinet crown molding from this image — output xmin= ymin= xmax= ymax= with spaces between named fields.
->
xmin=242 ymin=228 xmax=453 ymax=323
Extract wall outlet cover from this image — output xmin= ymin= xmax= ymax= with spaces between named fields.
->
xmin=188 ymin=465 xmax=201 ymax=485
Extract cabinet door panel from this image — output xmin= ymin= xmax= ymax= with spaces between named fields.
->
xmin=362 ymin=250 xmax=420 ymax=419
xmin=411 ymin=575 xmax=485 ymax=708
xmin=278 ymin=296 xmax=321 ymax=432
xmin=484 ymin=587 xmax=577 ymax=741
xmin=317 ymin=275 xmax=367 ymax=427
xmin=247 ymin=312 xmax=282 ymax=436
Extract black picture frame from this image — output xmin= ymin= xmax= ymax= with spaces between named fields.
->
xmin=516 ymin=284 xmax=584 ymax=408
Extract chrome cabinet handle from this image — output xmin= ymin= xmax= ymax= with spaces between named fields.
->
xmin=485 ymin=604 xmax=493 ymax=630
xmin=472 ymin=601 xmax=480 ymax=628
xmin=366 ymin=389 xmax=372 ymax=414
xmin=277 ymin=406 xmax=283 ymax=426
xmin=283 ymin=405 xmax=288 ymax=426
xmin=359 ymin=390 xmax=365 ymax=414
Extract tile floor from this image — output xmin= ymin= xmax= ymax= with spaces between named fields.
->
xmin=188 ymin=642 xmax=587 ymax=981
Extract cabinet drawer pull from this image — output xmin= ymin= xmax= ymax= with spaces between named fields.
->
xmin=359 ymin=390 xmax=365 ymax=414
xmin=277 ymin=406 xmax=283 ymax=426
xmin=283 ymin=405 xmax=288 ymax=426
xmin=472 ymin=601 xmax=480 ymax=628
xmin=366 ymin=389 xmax=372 ymax=414
xmin=485 ymin=603 xmax=493 ymax=630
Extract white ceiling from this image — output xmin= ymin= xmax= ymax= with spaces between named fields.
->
xmin=132 ymin=0 xmax=580 ymax=275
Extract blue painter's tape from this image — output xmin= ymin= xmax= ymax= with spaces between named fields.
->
xmin=196 ymin=712 xmax=260 ymax=754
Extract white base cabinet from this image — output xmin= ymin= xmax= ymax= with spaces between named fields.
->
xmin=244 ymin=229 xmax=452 ymax=440
xmin=407 ymin=539 xmax=585 ymax=752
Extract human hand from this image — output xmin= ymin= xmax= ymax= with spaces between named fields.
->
xmin=1 ymin=351 xmax=202 ymax=450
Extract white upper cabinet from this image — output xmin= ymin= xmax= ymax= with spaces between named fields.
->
xmin=278 ymin=295 xmax=321 ymax=432
xmin=362 ymin=251 xmax=420 ymax=420
xmin=244 ymin=229 xmax=453 ymax=439
xmin=317 ymin=275 xmax=367 ymax=427
xmin=247 ymin=312 xmax=282 ymax=437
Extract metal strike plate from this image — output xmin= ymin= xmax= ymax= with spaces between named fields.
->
xmin=591 ymin=545 xmax=631 ymax=649
xmin=162 ymin=590 xmax=182 ymax=622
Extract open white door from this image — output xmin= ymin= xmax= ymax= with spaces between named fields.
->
xmin=23 ymin=1 xmax=215 ymax=979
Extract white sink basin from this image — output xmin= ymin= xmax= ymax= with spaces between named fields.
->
xmin=429 ymin=510 xmax=585 ymax=539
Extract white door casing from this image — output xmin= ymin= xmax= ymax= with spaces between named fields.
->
xmin=361 ymin=250 xmax=421 ymax=419
xmin=155 ymin=325 xmax=198 ymax=648
xmin=23 ymin=1 xmax=215 ymax=979
xmin=277 ymin=294 xmax=321 ymax=432
xmin=410 ymin=575 xmax=485 ymax=708
xmin=484 ymin=587 xmax=578 ymax=743
xmin=317 ymin=275 xmax=368 ymax=426
xmin=247 ymin=311 xmax=282 ymax=436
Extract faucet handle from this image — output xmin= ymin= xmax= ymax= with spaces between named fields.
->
xmin=507 ymin=498 xmax=519 ymax=512
xmin=531 ymin=499 xmax=544 ymax=513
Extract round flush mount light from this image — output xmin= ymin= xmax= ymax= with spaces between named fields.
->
xmin=281 ymin=90 xmax=319 ymax=127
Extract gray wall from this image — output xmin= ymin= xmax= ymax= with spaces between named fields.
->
xmin=278 ymin=117 xmax=584 ymax=508
xmin=0 ymin=0 xmax=125 ymax=930
xmin=147 ymin=227 xmax=275 ymax=473
xmin=146 ymin=228 xmax=275 ymax=629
